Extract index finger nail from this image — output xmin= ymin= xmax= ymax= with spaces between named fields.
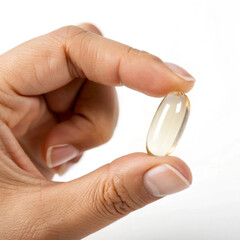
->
xmin=164 ymin=62 xmax=196 ymax=82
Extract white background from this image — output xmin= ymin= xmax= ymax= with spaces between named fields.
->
xmin=1 ymin=0 xmax=240 ymax=239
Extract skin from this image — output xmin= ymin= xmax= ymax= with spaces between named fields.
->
xmin=0 ymin=23 xmax=194 ymax=239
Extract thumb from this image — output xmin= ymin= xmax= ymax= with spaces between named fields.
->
xmin=42 ymin=153 xmax=192 ymax=239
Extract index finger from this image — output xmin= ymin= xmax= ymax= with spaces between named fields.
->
xmin=0 ymin=25 xmax=195 ymax=97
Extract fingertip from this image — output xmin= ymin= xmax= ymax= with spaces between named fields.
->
xmin=165 ymin=62 xmax=195 ymax=82
xmin=118 ymin=50 xmax=195 ymax=97
xmin=141 ymin=155 xmax=192 ymax=198
xmin=112 ymin=153 xmax=192 ymax=181
xmin=112 ymin=153 xmax=192 ymax=199
xmin=163 ymin=155 xmax=193 ymax=185
xmin=164 ymin=62 xmax=195 ymax=94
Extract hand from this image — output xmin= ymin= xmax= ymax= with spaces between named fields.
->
xmin=0 ymin=23 xmax=194 ymax=239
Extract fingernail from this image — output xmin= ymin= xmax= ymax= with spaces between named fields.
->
xmin=164 ymin=62 xmax=195 ymax=82
xmin=143 ymin=164 xmax=190 ymax=197
xmin=46 ymin=144 xmax=80 ymax=168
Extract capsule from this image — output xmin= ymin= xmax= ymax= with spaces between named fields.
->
xmin=146 ymin=92 xmax=190 ymax=157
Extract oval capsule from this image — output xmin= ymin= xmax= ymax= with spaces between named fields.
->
xmin=146 ymin=92 xmax=190 ymax=157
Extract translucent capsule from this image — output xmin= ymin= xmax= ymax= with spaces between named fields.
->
xmin=146 ymin=92 xmax=190 ymax=157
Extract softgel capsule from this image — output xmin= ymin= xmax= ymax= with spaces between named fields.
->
xmin=146 ymin=92 xmax=190 ymax=157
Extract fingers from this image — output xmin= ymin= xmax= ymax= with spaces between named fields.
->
xmin=14 ymin=23 xmax=106 ymax=178
xmin=43 ymin=81 xmax=118 ymax=168
xmin=42 ymin=24 xmax=118 ymax=171
xmin=44 ymin=23 xmax=103 ymax=113
xmin=0 ymin=25 xmax=195 ymax=98
xmin=41 ymin=153 xmax=192 ymax=239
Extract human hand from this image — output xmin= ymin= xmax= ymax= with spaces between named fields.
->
xmin=0 ymin=23 xmax=194 ymax=239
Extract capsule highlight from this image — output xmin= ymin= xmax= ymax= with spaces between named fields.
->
xmin=146 ymin=92 xmax=190 ymax=157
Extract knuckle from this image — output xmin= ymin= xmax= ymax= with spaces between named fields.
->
xmin=95 ymin=125 xmax=113 ymax=145
xmin=99 ymin=173 xmax=140 ymax=218
xmin=54 ymin=25 xmax=86 ymax=39
xmin=82 ymin=116 xmax=114 ymax=146
xmin=51 ymin=25 xmax=91 ymax=50
xmin=125 ymin=46 xmax=151 ymax=58
xmin=125 ymin=46 xmax=161 ymax=63
xmin=52 ymin=25 xmax=94 ymax=79
xmin=125 ymin=46 xmax=141 ymax=56
xmin=71 ymin=114 xmax=113 ymax=146
xmin=78 ymin=22 xmax=103 ymax=35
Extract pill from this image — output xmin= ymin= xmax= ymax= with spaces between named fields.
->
xmin=146 ymin=92 xmax=190 ymax=157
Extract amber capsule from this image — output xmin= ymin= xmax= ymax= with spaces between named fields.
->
xmin=146 ymin=92 xmax=190 ymax=157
